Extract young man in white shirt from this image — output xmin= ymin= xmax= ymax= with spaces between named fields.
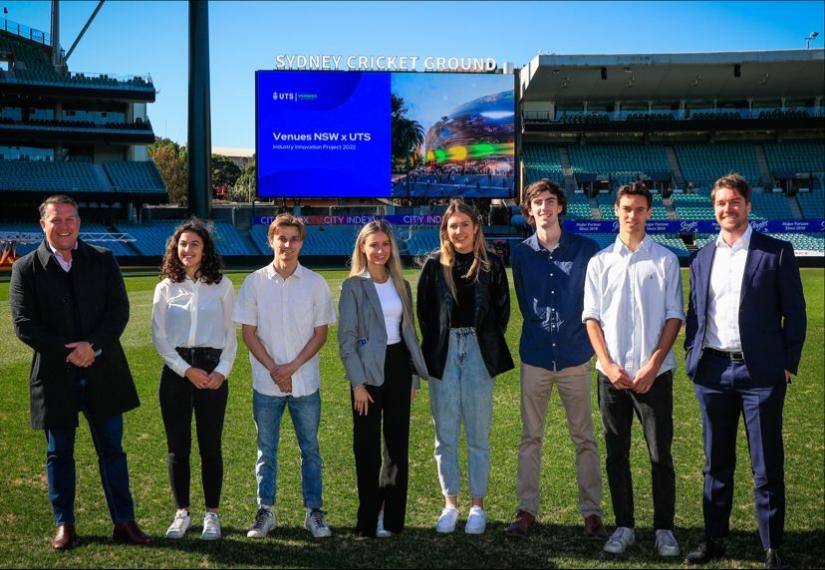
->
xmin=233 ymin=214 xmax=336 ymax=539
xmin=583 ymin=182 xmax=685 ymax=557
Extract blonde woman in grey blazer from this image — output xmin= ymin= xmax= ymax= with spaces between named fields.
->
xmin=338 ymin=221 xmax=428 ymax=539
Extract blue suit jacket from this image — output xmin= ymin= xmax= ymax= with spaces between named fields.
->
xmin=684 ymin=230 xmax=806 ymax=385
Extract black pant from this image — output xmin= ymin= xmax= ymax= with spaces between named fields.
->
xmin=159 ymin=347 xmax=228 ymax=509
xmin=598 ymin=370 xmax=675 ymax=530
xmin=352 ymin=343 xmax=412 ymax=536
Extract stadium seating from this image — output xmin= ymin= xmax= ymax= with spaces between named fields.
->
xmin=750 ymin=192 xmax=794 ymax=220
xmin=565 ymin=192 xmax=593 ymax=219
xmin=671 ymin=192 xmax=715 ymax=219
xmin=0 ymin=221 xmax=134 ymax=256
xmin=567 ymin=143 xmax=671 ymax=181
xmin=522 ymin=144 xmax=566 ymax=185
xmin=103 ymin=161 xmax=166 ymax=194
xmin=648 ymin=234 xmax=689 ymax=258
xmin=797 ymin=190 xmax=824 ymax=219
xmin=210 ymin=221 xmax=256 ymax=256
xmin=763 ymin=141 xmax=825 ymax=175
xmin=114 ymin=222 xmax=177 ymax=256
xmin=0 ymin=161 xmax=111 ymax=192
xmin=674 ymin=143 xmax=762 ymax=187
xmin=405 ymin=228 xmax=440 ymax=256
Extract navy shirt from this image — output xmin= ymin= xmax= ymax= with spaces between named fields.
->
xmin=511 ymin=230 xmax=599 ymax=371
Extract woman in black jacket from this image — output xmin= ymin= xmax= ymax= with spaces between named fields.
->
xmin=417 ymin=200 xmax=513 ymax=535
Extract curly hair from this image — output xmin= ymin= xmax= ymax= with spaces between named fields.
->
xmin=160 ymin=218 xmax=224 ymax=284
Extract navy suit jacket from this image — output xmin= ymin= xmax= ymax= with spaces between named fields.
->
xmin=685 ymin=230 xmax=806 ymax=385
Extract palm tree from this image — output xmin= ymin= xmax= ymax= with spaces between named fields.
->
xmin=391 ymin=95 xmax=425 ymax=196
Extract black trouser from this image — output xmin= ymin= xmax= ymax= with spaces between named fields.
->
xmin=351 ymin=342 xmax=412 ymax=536
xmin=598 ymin=370 xmax=675 ymax=530
xmin=159 ymin=347 xmax=228 ymax=510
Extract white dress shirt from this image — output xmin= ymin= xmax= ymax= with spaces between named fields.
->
xmin=374 ymin=279 xmax=403 ymax=345
xmin=152 ymin=275 xmax=237 ymax=378
xmin=703 ymin=224 xmax=752 ymax=352
xmin=582 ymin=235 xmax=685 ymax=378
xmin=233 ymin=263 xmax=336 ymax=398
xmin=46 ymin=240 xmax=77 ymax=272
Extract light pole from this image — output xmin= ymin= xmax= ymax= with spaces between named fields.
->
xmin=804 ymin=31 xmax=819 ymax=49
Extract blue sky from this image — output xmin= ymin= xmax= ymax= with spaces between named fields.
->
xmin=5 ymin=1 xmax=824 ymax=148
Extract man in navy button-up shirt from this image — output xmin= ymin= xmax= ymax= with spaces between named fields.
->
xmin=505 ymin=179 xmax=605 ymax=540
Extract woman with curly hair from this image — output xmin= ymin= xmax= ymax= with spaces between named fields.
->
xmin=151 ymin=219 xmax=236 ymax=541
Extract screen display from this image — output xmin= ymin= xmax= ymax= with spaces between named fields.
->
xmin=256 ymin=71 xmax=515 ymax=199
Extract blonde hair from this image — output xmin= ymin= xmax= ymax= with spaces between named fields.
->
xmin=267 ymin=213 xmax=306 ymax=246
xmin=439 ymin=200 xmax=490 ymax=300
xmin=349 ymin=220 xmax=413 ymax=326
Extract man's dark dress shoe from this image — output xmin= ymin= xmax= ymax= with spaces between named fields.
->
xmin=686 ymin=538 xmax=726 ymax=564
xmin=51 ymin=523 xmax=77 ymax=550
xmin=112 ymin=520 xmax=152 ymax=545
xmin=765 ymin=548 xmax=786 ymax=569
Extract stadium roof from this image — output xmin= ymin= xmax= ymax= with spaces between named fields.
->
xmin=522 ymin=49 xmax=825 ymax=101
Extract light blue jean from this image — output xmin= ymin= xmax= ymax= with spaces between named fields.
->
xmin=252 ymin=389 xmax=323 ymax=510
xmin=429 ymin=328 xmax=494 ymax=499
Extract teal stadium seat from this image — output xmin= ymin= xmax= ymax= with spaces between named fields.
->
xmin=675 ymin=143 xmax=761 ymax=188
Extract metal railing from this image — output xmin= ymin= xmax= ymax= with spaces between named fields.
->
xmin=0 ymin=17 xmax=51 ymax=46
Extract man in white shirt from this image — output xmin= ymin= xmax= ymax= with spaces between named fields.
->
xmin=583 ymin=182 xmax=684 ymax=557
xmin=684 ymin=175 xmax=806 ymax=569
xmin=233 ymin=214 xmax=336 ymax=539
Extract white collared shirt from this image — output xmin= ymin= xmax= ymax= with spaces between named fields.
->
xmin=46 ymin=240 xmax=77 ymax=272
xmin=582 ymin=235 xmax=685 ymax=377
xmin=703 ymin=224 xmax=753 ymax=352
xmin=152 ymin=276 xmax=237 ymax=378
xmin=233 ymin=263 xmax=336 ymax=397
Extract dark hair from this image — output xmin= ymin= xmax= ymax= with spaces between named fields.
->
xmin=39 ymin=194 xmax=79 ymax=219
xmin=520 ymin=179 xmax=567 ymax=223
xmin=711 ymin=173 xmax=751 ymax=204
xmin=160 ymin=218 xmax=224 ymax=284
xmin=615 ymin=181 xmax=652 ymax=209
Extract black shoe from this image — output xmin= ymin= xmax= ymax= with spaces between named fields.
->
xmin=765 ymin=548 xmax=786 ymax=569
xmin=686 ymin=538 xmax=726 ymax=564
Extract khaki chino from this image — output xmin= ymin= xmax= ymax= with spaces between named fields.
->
xmin=516 ymin=362 xmax=602 ymax=518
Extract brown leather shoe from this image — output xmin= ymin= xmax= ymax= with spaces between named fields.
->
xmin=112 ymin=520 xmax=152 ymax=545
xmin=51 ymin=523 xmax=78 ymax=550
xmin=505 ymin=510 xmax=535 ymax=538
xmin=584 ymin=514 xmax=608 ymax=539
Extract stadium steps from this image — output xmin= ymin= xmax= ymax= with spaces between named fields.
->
xmin=754 ymin=144 xmax=774 ymax=188
xmin=665 ymin=146 xmax=685 ymax=187
xmin=557 ymin=147 xmax=578 ymax=192
xmin=662 ymin=197 xmax=678 ymax=220
xmin=788 ymin=196 xmax=804 ymax=219
xmin=589 ymin=196 xmax=602 ymax=220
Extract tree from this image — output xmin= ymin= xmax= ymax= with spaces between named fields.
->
xmin=148 ymin=138 xmax=187 ymax=205
xmin=211 ymin=155 xmax=242 ymax=200
xmin=391 ymin=95 xmax=425 ymax=194
xmin=230 ymin=160 xmax=257 ymax=203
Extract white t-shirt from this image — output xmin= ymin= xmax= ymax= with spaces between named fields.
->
xmin=232 ymin=263 xmax=336 ymax=397
xmin=375 ymin=280 xmax=402 ymax=345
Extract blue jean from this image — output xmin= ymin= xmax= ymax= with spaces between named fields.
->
xmin=429 ymin=328 xmax=494 ymax=499
xmin=45 ymin=380 xmax=135 ymax=525
xmin=252 ymin=389 xmax=323 ymax=510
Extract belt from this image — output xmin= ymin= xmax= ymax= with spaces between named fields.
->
xmin=175 ymin=347 xmax=222 ymax=360
xmin=704 ymin=347 xmax=745 ymax=362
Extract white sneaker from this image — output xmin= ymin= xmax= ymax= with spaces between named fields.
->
xmin=165 ymin=508 xmax=191 ymax=539
xmin=655 ymin=529 xmax=680 ymax=557
xmin=376 ymin=510 xmax=392 ymax=538
xmin=247 ymin=506 xmax=275 ymax=538
xmin=464 ymin=506 xmax=487 ymax=535
xmin=435 ymin=506 xmax=459 ymax=534
xmin=305 ymin=509 xmax=332 ymax=538
xmin=201 ymin=512 xmax=221 ymax=541
xmin=603 ymin=526 xmax=635 ymax=554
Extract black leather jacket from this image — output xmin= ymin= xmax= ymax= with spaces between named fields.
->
xmin=416 ymin=251 xmax=514 ymax=380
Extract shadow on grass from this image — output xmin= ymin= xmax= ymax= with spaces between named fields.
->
xmin=66 ymin=523 xmax=825 ymax=568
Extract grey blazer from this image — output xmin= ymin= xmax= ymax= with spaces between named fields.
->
xmin=338 ymin=273 xmax=429 ymax=389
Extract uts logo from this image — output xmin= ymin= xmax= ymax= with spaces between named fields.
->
xmin=273 ymin=91 xmax=295 ymax=101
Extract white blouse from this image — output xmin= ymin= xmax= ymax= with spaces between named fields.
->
xmin=375 ymin=279 xmax=403 ymax=345
xmin=151 ymin=276 xmax=237 ymax=378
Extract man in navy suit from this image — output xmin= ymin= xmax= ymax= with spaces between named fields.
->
xmin=684 ymin=174 xmax=806 ymax=569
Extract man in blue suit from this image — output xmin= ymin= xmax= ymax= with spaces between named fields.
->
xmin=684 ymin=174 xmax=806 ymax=569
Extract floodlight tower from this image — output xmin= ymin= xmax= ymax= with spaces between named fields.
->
xmin=188 ymin=0 xmax=212 ymax=219
xmin=805 ymin=32 xmax=820 ymax=49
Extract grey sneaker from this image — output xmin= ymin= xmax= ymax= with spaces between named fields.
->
xmin=603 ymin=526 xmax=635 ymax=554
xmin=305 ymin=509 xmax=332 ymax=538
xmin=165 ymin=508 xmax=191 ymax=539
xmin=464 ymin=506 xmax=487 ymax=535
xmin=435 ymin=506 xmax=459 ymax=534
xmin=247 ymin=506 xmax=275 ymax=538
xmin=201 ymin=512 xmax=221 ymax=541
xmin=655 ymin=529 xmax=680 ymax=557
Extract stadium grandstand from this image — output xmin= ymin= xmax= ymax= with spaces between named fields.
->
xmin=2 ymin=22 xmax=823 ymax=267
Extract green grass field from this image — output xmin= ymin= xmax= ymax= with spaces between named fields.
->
xmin=0 ymin=268 xmax=822 ymax=569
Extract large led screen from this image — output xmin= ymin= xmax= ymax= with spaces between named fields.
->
xmin=256 ymin=71 xmax=515 ymax=199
